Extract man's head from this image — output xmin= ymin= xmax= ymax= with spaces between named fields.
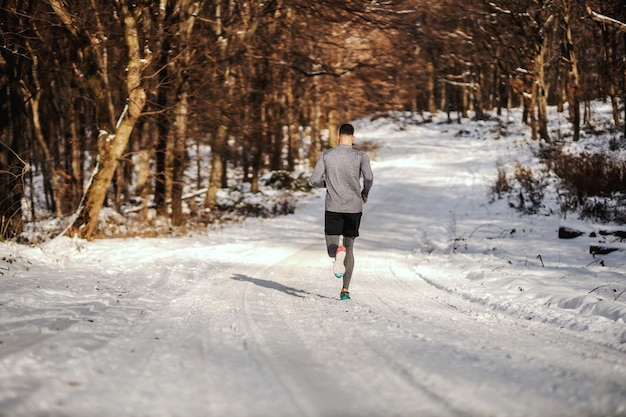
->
xmin=338 ymin=123 xmax=354 ymax=136
xmin=338 ymin=123 xmax=355 ymax=145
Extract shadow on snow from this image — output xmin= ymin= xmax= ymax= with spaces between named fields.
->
xmin=231 ymin=274 xmax=334 ymax=300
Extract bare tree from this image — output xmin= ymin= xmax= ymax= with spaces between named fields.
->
xmin=0 ymin=0 xmax=30 ymax=239
xmin=170 ymin=0 xmax=201 ymax=226
xmin=3 ymin=0 xmax=626 ymax=240
xmin=585 ymin=2 xmax=626 ymax=135
xmin=58 ymin=0 xmax=150 ymax=239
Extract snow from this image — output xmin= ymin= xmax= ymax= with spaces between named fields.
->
xmin=1 ymin=107 xmax=626 ymax=417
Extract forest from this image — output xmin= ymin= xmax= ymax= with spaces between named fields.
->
xmin=1 ymin=0 xmax=625 ymax=241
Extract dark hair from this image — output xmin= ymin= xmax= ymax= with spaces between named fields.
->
xmin=338 ymin=123 xmax=354 ymax=136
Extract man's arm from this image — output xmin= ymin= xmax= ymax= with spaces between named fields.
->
xmin=309 ymin=155 xmax=326 ymax=188
xmin=360 ymin=153 xmax=373 ymax=202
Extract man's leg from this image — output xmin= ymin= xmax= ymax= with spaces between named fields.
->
xmin=325 ymin=235 xmax=341 ymax=258
xmin=326 ymin=234 xmax=347 ymax=279
xmin=342 ymin=236 xmax=355 ymax=289
xmin=325 ymin=211 xmax=343 ymax=259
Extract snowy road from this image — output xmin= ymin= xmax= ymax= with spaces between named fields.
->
xmin=1 ymin=115 xmax=626 ymax=417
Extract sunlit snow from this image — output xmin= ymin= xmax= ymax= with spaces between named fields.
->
xmin=1 ymin=106 xmax=625 ymax=417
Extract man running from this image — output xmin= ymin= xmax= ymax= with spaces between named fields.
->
xmin=310 ymin=123 xmax=374 ymax=300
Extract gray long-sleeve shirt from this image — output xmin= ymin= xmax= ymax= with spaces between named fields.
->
xmin=310 ymin=144 xmax=374 ymax=213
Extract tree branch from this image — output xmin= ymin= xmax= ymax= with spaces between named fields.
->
xmin=586 ymin=6 xmax=626 ymax=33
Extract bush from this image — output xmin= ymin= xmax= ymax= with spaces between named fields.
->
xmin=493 ymin=143 xmax=626 ymax=224
xmin=512 ymin=163 xmax=547 ymax=214
xmin=578 ymin=197 xmax=626 ymax=224
xmin=265 ymin=171 xmax=313 ymax=192
xmin=491 ymin=165 xmax=511 ymax=199
xmin=551 ymin=151 xmax=626 ymax=201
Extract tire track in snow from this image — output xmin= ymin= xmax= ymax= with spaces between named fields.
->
xmin=224 ymin=234 xmax=457 ymax=416
xmin=240 ymin=239 xmax=463 ymax=415
xmin=350 ymin=251 xmax=473 ymax=416
xmin=356 ymin=246 xmax=626 ymax=416
xmin=351 ymin=130 xmax=626 ymax=415
xmin=230 ymin=235 xmax=377 ymax=417
xmin=240 ymin=272 xmax=333 ymax=417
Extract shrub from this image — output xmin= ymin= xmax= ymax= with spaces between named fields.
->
xmin=493 ymin=144 xmax=626 ymax=224
xmin=265 ymin=171 xmax=313 ymax=192
xmin=491 ymin=165 xmax=511 ymax=199
xmin=512 ymin=163 xmax=546 ymax=214
xmin=551 ymin=151 xmax=626 ymax=202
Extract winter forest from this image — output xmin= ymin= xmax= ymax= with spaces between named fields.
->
xmin=1 ymin=0 xmax=626 ymax=242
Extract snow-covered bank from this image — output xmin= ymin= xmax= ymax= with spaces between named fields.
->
xmin=1 ymin=108 xmax=625 ymax=417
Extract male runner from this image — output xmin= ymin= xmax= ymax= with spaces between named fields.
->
xmin=310 ymin=123 xmax=374 ymax=300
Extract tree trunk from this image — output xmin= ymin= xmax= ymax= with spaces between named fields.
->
xmin=308 ymin=81 xmax=322 ymax=167
xmin=426 ymin=61 xmax=437 ymax=115
xmin=250 ymin=92 xmax=267 ymax=194
xmin=284 ymin=71 xmax=298 ymax=172
xmin=457 ymin=79 xmax=464 ymax=118
xmin=133 ymin=116 xmax=154 ymax=221
xmin=170 ymin=90 xmax=188 ymax=225
xmin=64 ymin=1 xmax=148 ymax=239
xmin=205 ymin=122 xmax=227 ymax=210
xmin=170 ymin=1 xmax=199 ymax=226
xmin=268 ymin=100 xmax=283 ymax=171
xmin=327 ymin=91 xmax=338 ymax=148
xmin=68 ymin=102 xmax=86 ymax=215
xmin=21 ymin=75 xmax=63 ymax=219
xmin=0 ymin=56 xmax=25 ymax=239
xmin=584 ymin=101 xmax=591 ymax=125
xmin=535 ymin=48 xmax=550 ymax=142
xmin=529 ymin=85 xmax=538 ymax=141
xmin=154 ymin=75 xmax=170 ymax=216
xmin=153 ymin=0 xmax=171 ymax=216
xmin=561 ymin=0 xmax=580 ymax=142
xmin=288 ymin=123 xmax=298 ymax=172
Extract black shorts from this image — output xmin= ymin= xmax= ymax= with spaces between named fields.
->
xmin=325 ymin=211 xmax=362 ymax=238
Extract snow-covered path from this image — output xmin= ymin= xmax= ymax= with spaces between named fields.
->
xmin=1 ymin=114 xmax=626 ymax=417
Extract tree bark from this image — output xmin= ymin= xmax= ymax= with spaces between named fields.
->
xmin=205 ymin=122 xmax=227 ymax=210
xmin=133 ymin=115 xmax=154 ymax=221
xmin=327 ymin=91 xmax=338 ymax=148
xmin=561 ymin=0 xmax=580 ymax=142
xmin=308 ymin=79 xmax=322 ymax=167
xmin=170 ymin=88 xmax=188 ymax=225
xmin=534 ymin=46 xmax=550 ymax=142
xmin=426 ymin=61 xmax=437 ymax=115
xmin=171 ymin=0 xmax=200 ymax=226
xmin=153 ymin=0 xmax=171 ymax=216
xmin=64 ymin=1 xmax=148 ymax=239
